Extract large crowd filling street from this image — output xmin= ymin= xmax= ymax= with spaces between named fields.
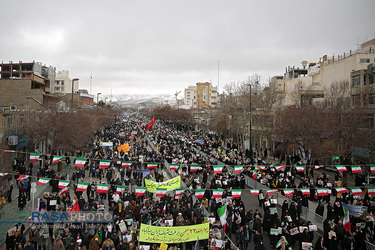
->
xmin=2 ymin=114 xmax=374 ymax=250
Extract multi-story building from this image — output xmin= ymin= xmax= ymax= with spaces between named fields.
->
xmin=184 ymin=82 xmax=218 ymax=109
xmin=55 ymin=70 xmax=79 ymax=95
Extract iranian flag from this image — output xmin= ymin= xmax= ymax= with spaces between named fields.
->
xmin=268 ymin=189 xmax=278 ymax=194
xmin=351 ymin=165 xmax=362 ymax=173
xmin=75 ymin=158 xmax=87 ymax=167
xmin=58 ymin=180 xmax=70 ymax=189
xmin=52 ymin=156 xmax=64 ymax=163
xmin=77 ymin=182 xmax=89 ymax=192
xmin=335 ymin=187 xmax=348 ymax=194
xmin=135 ymin=187 xmax=147 ymax=196
xmin=351 ymin=187 xmax=363 ymax=195
xmin=97 ymin=184 xmax=109 ymax=193
xmin=58 ymin=187 xmax=69 ymax=196
xmin=257 ymin=165 xmax=266 ymax=171
xmin=217 ymin=205 xmax=227 ymax=232
xmin=116 ymin=186 xmax=127 ymax=194
xmin=100 ymin=160 xmax=111 ymax=168
xmin=30 ymin=153 xmax=40 ymax=162
xmin=156 ymin=188 xmax=167 ymax=197
xmin=232 ymin=189 xmax=242 ymax=198
xmin=195 ymin=189 xmax=205 ymax=198
xmin=295 ymin=166 xmax=304 ymax=172
xmin=371 ymin=165 xmax=375 ymax=173
xmin=122 ymin=162 xmax=132 ymax=168
xmin=250 ymin=189 xmax=260 ymax=195
xmin=37 ymin=178 xmax=51 ymax=185
xmin=190 ymin=165 xmax=201 ymax=172
xmin=276 ymin=240 xmax=282 ymax=248
xmin=170 ymin=164 xmax=180 ymax=171
xmin=368 ymin=187 xmax=375 ymax=195
xmin=343 ymin=205 xmax=351 ymax=232
xmin=175 ymin=188 xmax=185 ymax=197
xmin=214 ymin=165 xmax=223 ymax=174
xmin=234 ymin=166 xmax=243 ymax=173
xmin=315 ymin=165 xmax=323 ymax=170
xmin=283 ymin=189 xmax=295 ymax=196
xmin=316 ymin=188 xmax=329 ymax=196
xmin=147 ymin=163 xmax=158 ymax=169
xmin=252 ymin=169 xmax=258 ymax=179
xmin=162 ymin=203 xmax=166 ymax=214
xmin=300 ymin=188 xmax=310 ymax=196
xmin=275 ymin=165 xmax=286 ymax=171
xmin=336 ymin=165 xmax=347 ymax=172
xmin=0 ymin=173 xmax=8 ymax=177
xmin=17 ymin=175 xmax=29 ymax=181
xmin=213 ymin=190 xmax=224 ymax=198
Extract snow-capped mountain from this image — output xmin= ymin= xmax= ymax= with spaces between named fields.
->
xmin=113 ymin=94 xmax=177 ymax=107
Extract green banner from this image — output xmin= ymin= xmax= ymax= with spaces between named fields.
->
xmin=139 ymin=223 xmax=209 ymax=243
xmin=145 ymin=176 xmax=181 ymax=193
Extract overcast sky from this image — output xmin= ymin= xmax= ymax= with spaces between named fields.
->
xmin=1 ymin=0 xmax=375 ymax=99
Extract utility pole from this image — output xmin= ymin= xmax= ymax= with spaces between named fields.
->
xmin=71 ymin=78 xmax=79 ymax=113
xmin=97 ymin=93 xmax=101 ymax=111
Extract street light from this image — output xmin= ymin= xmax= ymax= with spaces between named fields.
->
xmin=246 ymin=83 xmax=252 ymax=155
xmin=71 ymin=78 xmax=79 ymax=113
xmin=97 ymin=93 xmax=101 ymax=111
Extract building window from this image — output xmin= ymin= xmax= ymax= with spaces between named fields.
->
xmin=56 ymin=81 xmax=59 ymax=85
xmin=352 ymin=75 xmax=360 ymax=86
xmin=7 ymin=115 xmax=13 ymax=128
xmin=312 ymin=82 xmax=320 ymax=86
xmin=360 ymin=58 xmax=370 ymax=63
xmin=352 ymin=94 xmax=360 ymax=106
xmin=370 ymin=94 xmax=375 ymax=105
xmin=61 ymin=80 xmax=64 ymax=86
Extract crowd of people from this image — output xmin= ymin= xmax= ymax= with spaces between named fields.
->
xmin=3 ymin=115 xmax=374 ymax=250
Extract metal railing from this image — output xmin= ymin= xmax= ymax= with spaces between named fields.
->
xmin=366 ymin=241 xmax=375 ymax=250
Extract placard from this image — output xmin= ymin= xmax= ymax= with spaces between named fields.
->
xmin=269 ymin=207 xmax=277 ymax=214
xmin=301 ymin=242 xmax=312 ymax=250
xmin=49 ymin=200 xmax=57 ymax=206
xmin=264 ymin=201 xmax=271 ymax=207
xmin=165 ymin=219 xmax=173 ymax=227
xmin=290 ymin=227 xmax=299 ymax=235
xmin=208 ymin=217 xmax=216 ymax=224
xmin=299 ymin=226 xmax=308 ymax=233
xmin=308 ymin=225 xmax=317 ymax=232
xmin=270 ymin=228 xmax=279 ymax=235
xmin=270 ymin=199 xmax=277 ymax=205
xmin=328 ymin=231 xmax=336 ymax=239
xmin=140 ymin=246 xmax=150 ymax=250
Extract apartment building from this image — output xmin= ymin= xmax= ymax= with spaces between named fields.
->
xmin=184 ymin=82 xmax=218 ymax=109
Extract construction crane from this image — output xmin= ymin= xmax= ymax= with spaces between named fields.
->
xmin=175 ymin=91 xmax=181 ymax=110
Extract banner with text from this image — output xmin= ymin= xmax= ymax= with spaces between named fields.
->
xmin=145 ymin=176 xmax=181 ymax=193
xmin=139 ymin=223 xmax=209 ymax=243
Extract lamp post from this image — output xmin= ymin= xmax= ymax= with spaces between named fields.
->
xmin=71 ymin=78 xmax=79 ymax=113
xmin=246 ymin=83 xmax=252 ymax=154
xmin=97 ymin=93 xmax=101 ymax=111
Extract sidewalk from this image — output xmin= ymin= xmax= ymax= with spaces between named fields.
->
xmin=0 ymin=161 xmax=75 ymax=249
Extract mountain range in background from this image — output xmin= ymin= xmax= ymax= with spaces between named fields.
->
xmin=113 ymin=94 xmax=177 ymax=108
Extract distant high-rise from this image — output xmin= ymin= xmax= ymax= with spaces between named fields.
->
xmin=184 ymin=82 xmax=218 ymax=109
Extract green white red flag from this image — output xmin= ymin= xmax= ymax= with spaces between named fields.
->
xmin=295 ymin=166 xmax=304 ymax=172
xmin=250 ymin=189 xmax=260 ymax=195
xmin=52 ymin=156 xmax=64 ymax=163
xmin=213 ymin=165 xmax=223 ymax=174
xmin=234 ymin=166 xmax=243 ymax=173
xmin=17 ymin=175 xmax=29 ymax=181
xmin=300 ymin=188 xmax=310 ymax=196
xmin=135 ymin=187 xmax=147 ymax=196
xmin=283 ymin=189 xmax=295 ymax=196
xmin=37 ymin=178 xmax=51 ymax=185
xmin=316 ymin=188 xmax=329 ymax=196
xmin=122 ymin=162 xmax=132 ymax=168
xmin=335 ymin=165 xmax=347 ymax=172
xmin=170 ymin=164 xmax=180 ymax=171
xmin=351 ymin=165 xmax=362 ymax=173
xmin=58 ymin=187 xmax=69 ymax=196
xmin=30 ymin=153 xmax=40 ymax=162
xmin=75 ymin=158 xmax=87 ymax=167
xmin=335 ymin=187 xmax=348 ymax=194
xmin=276 ymin=240 xmax=282 ymax=248
xmin=58 ymin=180 xmax=70 ymax=189
xmin=175 ymin=188 xmax=184 ymax=197
xmin=351 ymin=187 xmax=363 ymax=195
xmin=371 ymin=165 xmax=375 ymax=173
xmin=195 ymin=189 xmax=205 ymax=198
xmin=97 ymin=184 xmax=109 ymax=193
xmin=256 ymin=165 xmax=266 ymax=171
xmin=315 ymin=165 xmax=323 ymax=170
xmin=368 ymin=187 xmax=375 ymax=195
xmin=147 ymin=163 xmax=158 ymax=169
xmin=343 ymin=205 xmax=351 ymax=232
xmin=268 ymin=189 xmax=278 ymax=194
xmin=217 ymin=204 xmax=227 ymax=232
xmin=99 ymin=160 xmax=111 ymax=168
xmin=116 ymin=186 xmax=127 ymax=194
xmin=275 ymin=165 xmax=286 ymax=171
xmin=0 ymin=172 xmax=8 ymax=177
xmin=190 ymin=165 xmax=201 ymax=172
xmin=231 ymin=189 xmax=241 ymax=198
xmin=156 ymin=188 xmax=167 ymax=197
xmin=212 ymin=190 xmax=224 ymax=198
xmin=77 ymin=182 xmax=89 ymax=192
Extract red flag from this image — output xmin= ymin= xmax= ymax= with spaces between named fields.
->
xmin=146 ymin=117 xmax=155 ymax=131
xmin=69 ymin=201 xmax=80 ymax=216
